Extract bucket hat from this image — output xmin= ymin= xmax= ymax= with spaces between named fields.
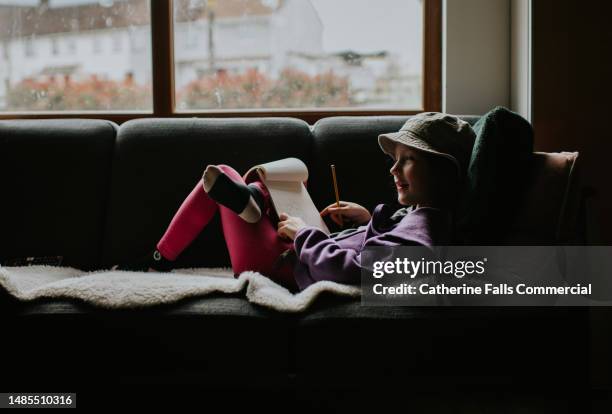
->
xmin=378 ymin=112 xmax=476 ymax=177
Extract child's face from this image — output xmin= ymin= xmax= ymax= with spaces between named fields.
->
xmin=389 ymin=145 xmax=436 ymax=207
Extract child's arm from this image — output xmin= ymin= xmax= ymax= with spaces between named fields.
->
xmin=293 ymin=227 xmax=362 ymax=285
xmin=320 ymin=201 xmax=371 ymax=227
xmin=294 ymin=207 xmax=449 ymax=286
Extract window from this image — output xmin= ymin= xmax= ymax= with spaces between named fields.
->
xmin=0 ymin=0 xmax=153 ymax=112
xmin=24 ymin=37 xmax=35 ymax=57
xmin=0 ymin=0 xmax=439 ymax=121
xmin=173 ymin=0 xmax=430 ymax=112
xmin=67 ymin=37 xmax=77 ymax=55
xmin=112 ymin=33 xmax=123 ymax=53
xmin=92 ymin=36 xmax=103 ymax=54
xmin=51 ymin=37 xmax=59 ymax=56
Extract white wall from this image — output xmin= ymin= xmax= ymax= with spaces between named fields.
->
xmin=510 ymin=0 xmax=531 ymax=121
xmin=5 ymin=29 xmax=139 ymax=83
xmin=443 ymin=0 xmax=511 ymax=115
xmin=271 ymin=0 xmax=323 ymax=76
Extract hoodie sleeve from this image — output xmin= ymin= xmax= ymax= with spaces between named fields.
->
xmin=293 ymin=207 xmax=448 ymax=287
xmin=293 ymin=226 xmax=362 ymax=285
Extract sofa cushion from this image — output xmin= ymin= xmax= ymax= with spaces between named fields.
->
xmin=455 ymin=106 xmax=534 ymax=244
xmin=0 ymin=119 xmax=117 ymax=270
xmin=503 ymin=152 xmax=579 ymax=244
xmin=102 ymin=117 xmax=312 ymax=269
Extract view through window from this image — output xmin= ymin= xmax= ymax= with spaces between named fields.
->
xmin=173 ymin=0 xmax=423 ymax=111
xmin=0 ymin=0 xmax=425 ymax=113
xmin=0 ymin=0 xmax=152 ymax=111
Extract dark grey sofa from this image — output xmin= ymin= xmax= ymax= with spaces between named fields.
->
xmin=0 ymin=117 xmax=589 ymax=409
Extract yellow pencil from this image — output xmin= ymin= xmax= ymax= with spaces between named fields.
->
xmin=330 ymin=164 xmax=342 ymax=226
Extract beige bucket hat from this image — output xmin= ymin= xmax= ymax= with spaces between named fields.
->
xmin=378 ymin=112 xmax=476 ymax=177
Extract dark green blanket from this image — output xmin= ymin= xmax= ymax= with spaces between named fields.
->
xmin=454 ymin=106 xmax=534 ymax=244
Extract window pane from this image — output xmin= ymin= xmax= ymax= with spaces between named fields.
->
xmin=173 ymin=0 xmax=423 ymax=111
xmin=0 ymin=0 xmax=152 ymax=112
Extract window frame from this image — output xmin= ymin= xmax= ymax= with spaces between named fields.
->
xmin=0 ymin=0 xmax=441 ymax=124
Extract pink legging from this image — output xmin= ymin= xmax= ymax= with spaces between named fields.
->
xmin=156 ymin=164 xmax=298 ymax=291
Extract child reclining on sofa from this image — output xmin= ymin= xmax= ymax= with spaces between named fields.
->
xmin=113 ymin=112 xmax=476 ymax=292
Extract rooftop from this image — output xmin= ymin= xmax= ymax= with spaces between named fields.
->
xmin=0 ymin=0 xmax=282 ymax=40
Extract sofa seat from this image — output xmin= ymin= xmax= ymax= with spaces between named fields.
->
xmin=295 ymin=296 xmax=589 ymax=389
xmin=1 ymin=293 xmax=293 ymax=390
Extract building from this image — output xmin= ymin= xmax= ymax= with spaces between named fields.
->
xmin=174 ymin=0 xmax=323 ymax=87
xmin=0 ymin=0 xmax=416 ymax=109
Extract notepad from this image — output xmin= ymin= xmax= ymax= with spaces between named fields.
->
xmin=244 ymin=158 xmax=330 ymax=234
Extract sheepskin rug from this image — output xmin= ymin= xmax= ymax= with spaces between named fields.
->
xmin=0 ymin=265 xmax=360 ymax=312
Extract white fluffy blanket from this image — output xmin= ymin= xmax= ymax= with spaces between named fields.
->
xmin=0 ymin=265 xmax=361 ymax=312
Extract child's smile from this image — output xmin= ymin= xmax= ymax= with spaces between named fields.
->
xmin=394 ymin=178 xmax=409 ymax=191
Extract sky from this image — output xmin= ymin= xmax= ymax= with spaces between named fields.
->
xmin=309 ymin=0 xmax=422 ymax=68
xmin=0 ymin=0 xmax=423 ymax=70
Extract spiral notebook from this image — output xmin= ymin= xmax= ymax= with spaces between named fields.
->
xmin=244 ymin=158 xmax=330 ymax=234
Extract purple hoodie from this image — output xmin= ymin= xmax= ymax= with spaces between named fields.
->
xmin=292 ymin=203 xmax=453 ymax=291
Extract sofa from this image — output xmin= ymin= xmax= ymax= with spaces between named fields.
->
xmin=0 ymin=116 xmax=589 ymax=408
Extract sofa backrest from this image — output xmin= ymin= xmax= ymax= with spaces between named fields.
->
xmin=0 ymin=116 xmax=582 ymax=271
xmin=0 ymin=119 xmax=117 ymax=270
xmin=100 ymin=118 xmax=312 ymax=269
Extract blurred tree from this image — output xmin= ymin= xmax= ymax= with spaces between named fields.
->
xmin=178 ymin=67 xmax=351 ymax=109
xmin=6 ymin=75 xmax=151 ymax=111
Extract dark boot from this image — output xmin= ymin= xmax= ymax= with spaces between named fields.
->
xmin=111 ymin=249 xmax=174 ymax=272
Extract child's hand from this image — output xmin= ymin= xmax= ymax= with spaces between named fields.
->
xmin=320 ymin=201 xmax=371 ymax=226
xmin=277 ymin=213 xmax=308 ymax=241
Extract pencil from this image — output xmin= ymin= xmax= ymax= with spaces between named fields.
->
xmin=330 ymin=164 xmax=342 ymax=226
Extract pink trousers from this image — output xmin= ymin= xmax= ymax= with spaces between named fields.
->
xmin=156 ymin=165 xmax=298 ymax=291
